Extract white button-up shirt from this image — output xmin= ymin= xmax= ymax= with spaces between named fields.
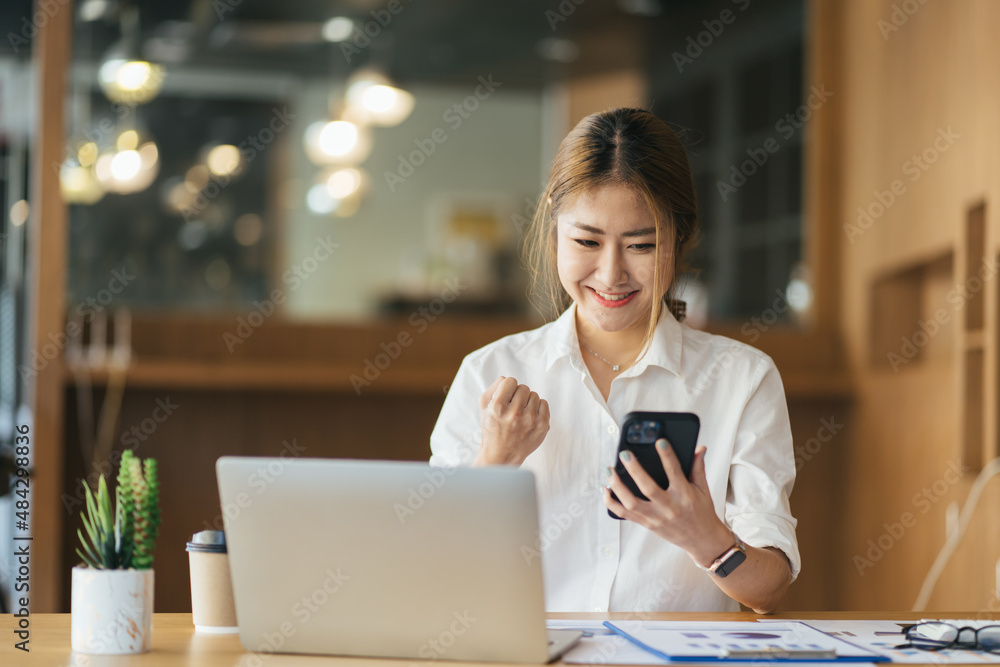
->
xmin=429 ymin=302 xmax=800 ymax=612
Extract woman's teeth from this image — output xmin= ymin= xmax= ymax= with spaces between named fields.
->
xmin=594 ymin=289 xmax=634 ymax=301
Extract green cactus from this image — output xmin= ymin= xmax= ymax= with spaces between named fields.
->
xmin=115 ymin=451 xmax=135 ymax=567
xmin=76 ymin=451 xmax=161 ymax=570
xmin=131 ymin=457 xmax=161 ymax=569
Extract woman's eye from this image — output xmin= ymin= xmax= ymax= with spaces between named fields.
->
xmin=574 ymin=239 xmax=598 ymax=248
xmin=630 ymin=243 xmax=656 ymax=251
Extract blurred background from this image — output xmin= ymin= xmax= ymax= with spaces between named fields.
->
xmin=0 ymin=0 xmax=997 ymax=615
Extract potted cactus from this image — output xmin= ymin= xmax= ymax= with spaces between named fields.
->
xmin=71 ymin=449 xmax=161 ymax=654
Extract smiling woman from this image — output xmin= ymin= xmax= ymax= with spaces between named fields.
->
xmin=430 ymin=108 xmax=799 ymax=614
xmin=555 ymin=186 xmax=668 ymax=383
xmin=525 ymin=108 xmax=700 ymax=401
xmin=526 ymin=108 xmax=698 ymax=355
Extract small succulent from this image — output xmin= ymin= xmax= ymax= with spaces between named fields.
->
xmin=76 ymin=450 xmax=161 ymax=570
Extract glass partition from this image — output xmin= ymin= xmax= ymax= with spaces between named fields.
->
xmin=59 ymin=0 xmax=806 ymax=323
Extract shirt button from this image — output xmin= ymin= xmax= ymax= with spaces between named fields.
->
xmin=602 ymin=546 xmax=614 ymax=557
xmin=607 ymin=425 xmax=617 ymax=434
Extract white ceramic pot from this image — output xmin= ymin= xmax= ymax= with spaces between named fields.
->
xmin=71 ymin=566 xmax=154 ymax=654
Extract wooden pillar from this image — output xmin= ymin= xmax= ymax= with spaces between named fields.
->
xmin=28 ymin=0 xmax=73 ymax=612
xmin=805 ymin=0 xmax=844 ymax=335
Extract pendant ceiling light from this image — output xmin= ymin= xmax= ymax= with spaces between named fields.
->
xmin=98 ymin=6 xmax=165 ymax=105
xmin=345 ymin=68 xmax=414 ymax=128
xmin=307 ymin=166 xmax=369 ymax=217
xmin=303 ymin=115 xmax=373 ymax=166
xmin=61 ymin=162 xmax=106 ymax=205
xmin=93 ymin=128 xmax=160 ymax=194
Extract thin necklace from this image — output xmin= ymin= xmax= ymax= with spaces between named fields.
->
xmin=583 ymin=345 xmax=623 ymax=372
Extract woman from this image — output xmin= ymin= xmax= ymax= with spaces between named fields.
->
xmin=430 ymin=108 xmax=798 ymax=614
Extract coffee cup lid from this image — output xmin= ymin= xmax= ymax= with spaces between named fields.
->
xmin=186 ymin=530 xmax=227 ymax=553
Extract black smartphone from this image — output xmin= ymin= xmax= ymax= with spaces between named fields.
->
xmin=608 ymin=411 xmax=700 ymax=520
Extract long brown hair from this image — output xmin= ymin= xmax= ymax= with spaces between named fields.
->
xmin=523 ymin=107 xmax=700 ymax=357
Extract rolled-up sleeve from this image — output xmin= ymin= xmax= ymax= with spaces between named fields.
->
xmin=429 ymin=353 xmax=486 ymax=468
xmin=724 ymin=355 xmax=801 ymax=581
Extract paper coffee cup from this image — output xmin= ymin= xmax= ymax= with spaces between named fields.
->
xmin=186 ymin=530 xmax=239 ymax=633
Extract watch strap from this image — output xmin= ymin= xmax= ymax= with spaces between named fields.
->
xmin=704 ymin=534 xmax=747 ymax=578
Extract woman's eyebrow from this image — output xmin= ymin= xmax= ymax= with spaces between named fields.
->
xmin=570 ymin=221 xmax=656 ymax=237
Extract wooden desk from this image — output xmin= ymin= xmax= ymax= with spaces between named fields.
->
xmin=1 ymin=612 xmax=988 ymax=666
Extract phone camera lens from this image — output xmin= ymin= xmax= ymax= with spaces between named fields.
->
xmin=641 ymin=421 xmax=658 ymax=443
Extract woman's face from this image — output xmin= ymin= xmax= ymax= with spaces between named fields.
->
xmin=555 ymin=185 xmax=672 ymax=335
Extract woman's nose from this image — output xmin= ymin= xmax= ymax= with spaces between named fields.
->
xmin=596 ymin=247 xmax=627 ymax=286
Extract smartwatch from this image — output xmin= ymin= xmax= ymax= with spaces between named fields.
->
xmin=703 ymin=534 xmax=747 ymax=578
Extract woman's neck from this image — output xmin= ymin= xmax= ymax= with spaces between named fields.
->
xmin=574 ymin=308 xmax=649 ymax=368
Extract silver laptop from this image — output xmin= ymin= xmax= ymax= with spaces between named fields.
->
xmin=216 ymin=457 xmax=582 ymax=663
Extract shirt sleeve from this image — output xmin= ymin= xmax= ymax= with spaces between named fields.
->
xmin=429 ymin=353 xmax=488 ymax=468
xmin=724 ymin=355 xmax=802 ymax=581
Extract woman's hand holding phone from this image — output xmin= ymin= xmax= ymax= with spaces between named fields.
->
xmin=604 ymin=440 xmax=734 ymax=568
xmin=474 ymin=376 xmax=550 ymax=467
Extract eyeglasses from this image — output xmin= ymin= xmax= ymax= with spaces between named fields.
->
xmin=897 ymin=622 xmax=1000 ymax=653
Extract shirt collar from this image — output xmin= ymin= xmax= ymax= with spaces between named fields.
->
xmin=542 ymin=303 xmax=583 ymax=372
xmin=543 ymin=301 xmax=684 ymax=377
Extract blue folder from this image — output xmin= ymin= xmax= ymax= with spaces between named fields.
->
xmin=602 ymin=620 xmax=892 ymax=662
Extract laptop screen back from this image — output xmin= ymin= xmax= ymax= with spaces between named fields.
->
xmin=216 ymin=457 xmax=550 ymax=662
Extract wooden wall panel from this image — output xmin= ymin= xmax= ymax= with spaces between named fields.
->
xmin=834 ymin=0 xmax=1000 ymax=611
xmin=781 ymin=398 xmax=852 ymax=611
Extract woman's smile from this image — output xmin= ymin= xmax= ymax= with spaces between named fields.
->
xmin=587 ymin=286 xmax=639 ymax=308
